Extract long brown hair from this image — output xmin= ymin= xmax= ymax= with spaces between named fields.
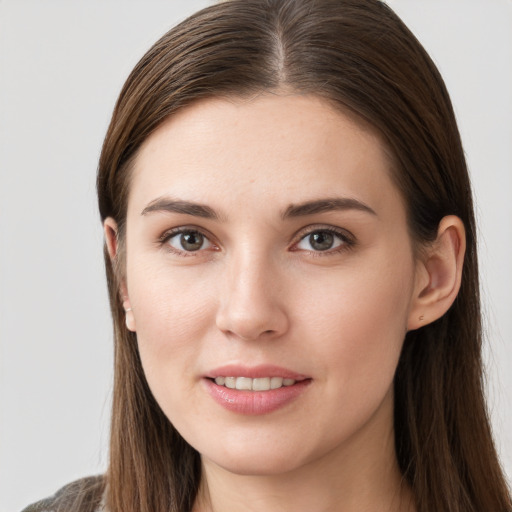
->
xmin=97 ymin=1 xmax=511 ymax=511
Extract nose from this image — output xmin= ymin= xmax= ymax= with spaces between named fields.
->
xmin=215 ymin=251 xmax=289 ymax=341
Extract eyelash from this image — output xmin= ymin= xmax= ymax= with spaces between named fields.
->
xmin=157 ymin=226 xmax=218 ymax=257
xmin=157 ymin=225 xmax=356 ymax=257
xmin=292 ymin=225 xmax=356 ymax=256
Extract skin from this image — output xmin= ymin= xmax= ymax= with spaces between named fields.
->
xmin=105 ymin=93 xmax=465 ymax=512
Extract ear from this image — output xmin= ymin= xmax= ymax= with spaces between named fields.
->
xmin=103 ymin=217 xmax=136 ymax=332
xmin=407 ymin=215 xmax=466 ymax=331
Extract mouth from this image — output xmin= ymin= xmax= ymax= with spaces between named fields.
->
xmin=211 ymin=376 xmax=299 ymax=391
xmin=204 ymin=365 xmax=312 ymax=415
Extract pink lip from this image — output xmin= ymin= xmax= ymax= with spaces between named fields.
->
xmin=203 ymin=365 xmax=311 ymax=415
xmin=206 ymin=364 xmax=309 ymax=380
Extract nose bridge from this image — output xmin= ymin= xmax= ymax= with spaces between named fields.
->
xmin=216 ymin=243 xmax=288 ymax=340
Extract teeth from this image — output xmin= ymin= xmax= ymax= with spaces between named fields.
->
xmin=235 ymin=377 xmax=252 ymax=390
xmin=214 ymin=376 xmax=297 ymax=390
xmin=270 ymin=377 xmax=283 ymax=389
xmin=224 ymin=377 xmax=236 ymax=389
xmin=252 ymin=377 xmax=270 ymax=391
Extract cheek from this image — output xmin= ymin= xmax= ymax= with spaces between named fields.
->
xmin=298 ymin=253 xmax=414 ymax=383
xmin=288 ymin=259 xmax=414 ymax=447
xmin=126 ymin=261 xmax=218 ymax=378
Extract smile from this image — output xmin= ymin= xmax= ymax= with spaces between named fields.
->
xmin=205 ymin=370 xmax=311 ymax=414
xmin=214 ymin=376 xmax=296 ymax=391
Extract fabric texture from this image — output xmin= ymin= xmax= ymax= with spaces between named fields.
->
xmin=21 ymin=476 xmax=105 ymax=512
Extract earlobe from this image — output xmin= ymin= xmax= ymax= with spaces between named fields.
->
xmin=122 ymin=299 xmax=136 ymax=332
xmin=103 ymin=217 xmax=137 ymax=332
xmin=407 ymin=215 xmax=466 ymax=331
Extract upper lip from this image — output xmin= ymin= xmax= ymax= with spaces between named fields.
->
xmin=206 ymin=364 xmax=309 ymax=380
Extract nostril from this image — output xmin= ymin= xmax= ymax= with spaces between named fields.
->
xmin=235 ymin=329 xmax=276 ymax=341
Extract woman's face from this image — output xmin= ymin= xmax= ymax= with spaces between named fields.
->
xmin=118 ymin=94 xmax=422 ymax=476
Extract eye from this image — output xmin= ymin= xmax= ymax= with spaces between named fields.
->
xmin=295 ymin=229 xmax=349 ymax=252
xmin=165 ymin=229 xmax=213 ymax=252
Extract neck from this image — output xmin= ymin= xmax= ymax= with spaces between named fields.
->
xmin=193 ymin=392 xmax=415 ymax=512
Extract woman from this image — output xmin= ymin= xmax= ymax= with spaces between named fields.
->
xmin=23 ymin=0 xmax=511 ymax=511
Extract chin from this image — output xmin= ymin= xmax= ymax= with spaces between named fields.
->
xmin=199 ymin=439 xmax=318 ymax=477
xmin=211 ymin=455 xmax=303 ymax=477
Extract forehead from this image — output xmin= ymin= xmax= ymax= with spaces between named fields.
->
xmin=128 ymin=93 xmax=403 ymax=221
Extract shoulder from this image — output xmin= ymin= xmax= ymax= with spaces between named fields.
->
xmin=21 ymin=475 xmax=106 ymax=512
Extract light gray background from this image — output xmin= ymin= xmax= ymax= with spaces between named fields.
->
xmin=0 ymin=1 xmax=510 ymax=510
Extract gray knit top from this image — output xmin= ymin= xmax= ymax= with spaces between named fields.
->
xmin=21 ymin=476 xmax=105 ymax=512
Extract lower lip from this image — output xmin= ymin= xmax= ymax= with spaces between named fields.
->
xmin=203 ymin=378 xmax=311 ymax=415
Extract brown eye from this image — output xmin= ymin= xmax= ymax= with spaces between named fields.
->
xmin=167 ymin=230 xmax=211 ymax=252
xmin=296 ymin=229 xmax=346 ymax=252
xmin=309 ymin=232 xmax=334 ymax=251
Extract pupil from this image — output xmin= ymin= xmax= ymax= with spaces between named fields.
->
xmin=310 ymin=231 xmax=333 ymax=251
xmin=181 ymin=232 xmax=203 ymax=251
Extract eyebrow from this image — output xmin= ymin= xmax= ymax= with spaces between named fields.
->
xmin=281 ymin=198 xmax=377 ymax=219
xmin=140 ymin=196 xmax=376 ymax=220
xmin=141 ymin=198 xmax=221 ymax=220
